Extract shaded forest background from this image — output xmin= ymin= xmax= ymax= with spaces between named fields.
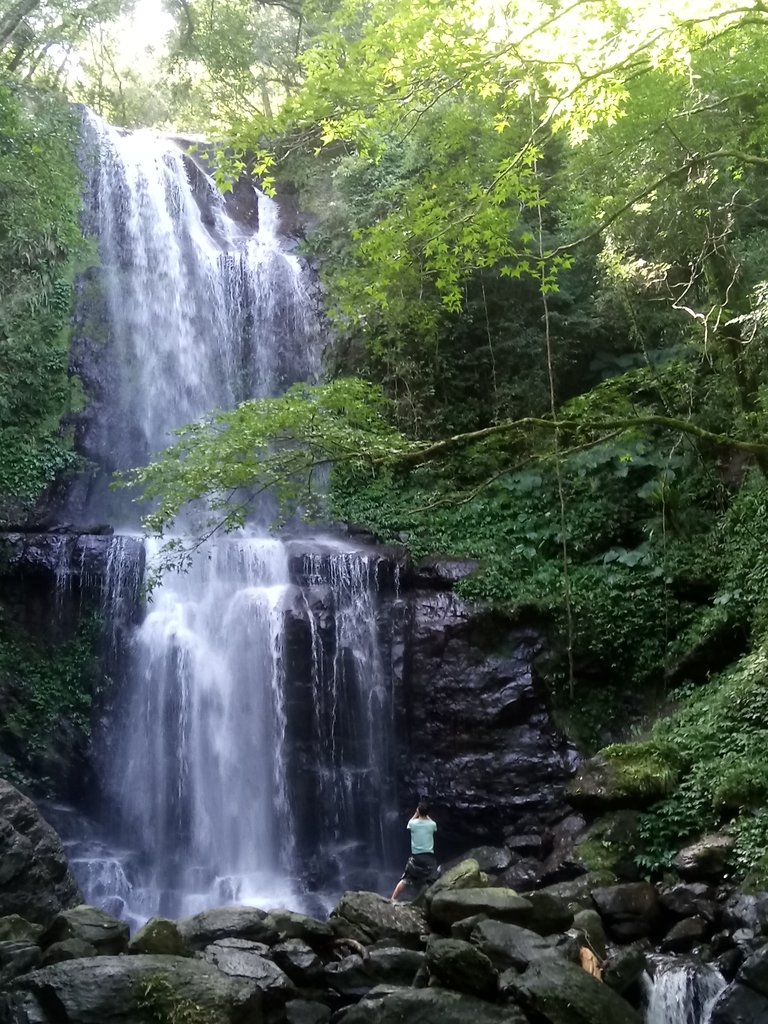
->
xmin=5 ymin=0 xmax=768 ymax=879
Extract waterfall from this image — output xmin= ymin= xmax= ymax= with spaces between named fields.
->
xmin=74 ymin=112 xmax=318 ymax=523
xmin=645 ymin=958 xmax=726 ymax=1024
xmin=65 ymin=113 xmax=396 ymax=922
xmin=104 ymin=536 xmax=295 ymax=920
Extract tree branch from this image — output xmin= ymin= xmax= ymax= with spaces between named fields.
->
xmin=550 ymin=150 xmax=768 ymax=256
xmin=392 ymin=414 xmax=768 ymax=468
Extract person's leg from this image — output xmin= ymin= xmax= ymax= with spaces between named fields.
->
xmin=391 ymin=877 xmax=407 ymax=901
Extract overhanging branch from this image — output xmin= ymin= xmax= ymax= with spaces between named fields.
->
xmin=392 ymin=414 xmax=768 ymax=467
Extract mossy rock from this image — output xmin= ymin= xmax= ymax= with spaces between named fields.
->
xmin=574 ymin=812 xmax=641 ymax=876
xmin=128 ymin=917 xmax=189 ymax=956
xmin=567 ymin=746 xmax=679 ymax=812
xmin=425 ymin=860 xmax=484 ymax=906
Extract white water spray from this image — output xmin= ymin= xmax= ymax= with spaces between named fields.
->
xmin=645 ymin=958 xmax=726 ymax=1024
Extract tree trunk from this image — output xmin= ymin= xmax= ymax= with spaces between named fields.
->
xmin=0 ymin=0 xmax=42 ymax=51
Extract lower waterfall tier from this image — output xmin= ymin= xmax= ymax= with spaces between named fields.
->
xmin=0 ymin=530 xmax=576 ymax=919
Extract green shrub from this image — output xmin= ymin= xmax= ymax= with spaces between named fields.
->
xmin=138 ymin=975 xmax=209 ymax=1024
xmin=628 ymin=644 xmax=768 ymax=873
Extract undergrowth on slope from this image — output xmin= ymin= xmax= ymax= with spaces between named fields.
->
xmin=604 ymin=644 xmax=768 ymax=878
xmin=0 ymin=80 xmax=90 ymax=521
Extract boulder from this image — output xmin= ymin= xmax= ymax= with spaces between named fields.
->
xmin=0 ymin=780 xmax=81 ymax=924
xmin=711 ymin=930 xmax=737 ymax=956
xmin=591 ymin=882 xmax=661 ymax=941
xmin=536 ymin=871 xmax=617 ymax=910
xmin=715 ymin=948 xmax=744 ymax=983
xmin=444 ymin=847 xmax=513 ymax=874
xmin=271 ymin=938 xmax=325 ymax=986
xmin=720 ymin=893 xmax=768 ymax=935
xmin=567 ymin=753 xmax=675 ymax=813
xmin=177 ymin=905 xmax=279 ymax=948
xmin=286 ymin=999 xmax=332 ymax=1024
xmin=732 ymin=927 xmax=757 ymax=948
xmin=203 ymin=937 xmax=296 ymax=1007
xmin=330 ymin=892 xmax=426 ymax=950
xmin=0 ymin=954 xmax=262 ymax=1023
xmin=497 ymin=858 xmax=545 ymax=893
xmin=424 ymin=860 xmax=484 ymax=904
xmin=710 ymin=981 xmax=768 ymax=1023
xmin=735 ymin=942 xmax=768 ymax=998
xmin=128 ymin=916 xmax=189 ymax=956
xmin=0 ymin=915 xmax=43 ymax=944
xmin=674 ymin=834 xmax=736 ymax=879
xmin=602 ymin=943 xmax=648 ymax=994
xmin=572 ymin=909 xmax=607 ymax=960
xmin=709 ymin=942 xmax=768 ymax=1022
xmin=501 ymin=956 xmax=643 ymax=1024
xmin=270 ymin=910 xmax=334 ymax=948
xmin=39 ymin=905 xmax=128 ymax=955
xmin=450 ymin=914 xmax=488 ymax=941
xmin=661 ymin=916 xmax=708 ymax=952
xmin=522 ymin=891 xmax=573 ymax=934
xmin=326 ymin=948 xmax=424 ymax=998
xmin=428 ymin=888 xmax=533 ymax=930
xmin=412 ymin=556 xmax=481 ymax=588
xmin=430 ymin=886 xmax=570 ymax=936
xmin=340 ymin=987 xmax=528 ymax=1024
xmin=0 ymin=945 xmax=41 ymax=986
xmin=367 ymin=947 xmax=424 ymax=986
xmin=503 ymin=832 xmax=545 ymax=858
xmin=39 ymin=938 xmax=98 ymax=966
xmin=469 ymin=919 xmax=560 ymax=971
xmin=325 ymin=954 xmax=376 ymax=1000
xmin=572 ymin=811 xmax=641 ymax=879
xmin=660 ymin=882 xmax=717 ymax=923
xmin=425 ymin=938 xmax=498 ymax=999
xmin=540 ymin=814 xmax=589 ymax=883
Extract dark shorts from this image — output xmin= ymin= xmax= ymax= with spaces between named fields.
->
xmin=401 ymin=852 xmax=438 ymax=884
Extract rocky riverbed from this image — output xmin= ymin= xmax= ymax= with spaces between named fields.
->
xmin=1 ymin=778 xmax=766 ymax=1023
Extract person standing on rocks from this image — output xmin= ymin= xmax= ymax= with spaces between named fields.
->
xmin=391 ymin=802 xmax=438 ymax=901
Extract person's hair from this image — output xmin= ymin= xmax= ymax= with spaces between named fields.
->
xmin=417 ymin=802 xmax=429 ymax=816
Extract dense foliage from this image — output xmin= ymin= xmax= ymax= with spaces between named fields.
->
xmin=0 ymin=613 xmax=103 ymax=793
xmin=0 ymin=80 xmax=90 ymax=521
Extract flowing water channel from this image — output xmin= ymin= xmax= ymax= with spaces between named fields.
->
xmin=644 ymin=957 xmax=726 ymax=1024
xmin=63 ymin=113 xmax=399 ymax=922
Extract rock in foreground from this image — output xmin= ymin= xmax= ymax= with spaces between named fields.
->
xmin=0 ymin=954 xmax=262 ymax=1023
xmin=341 ymin=987 xmax=528 ymax=1024
xmin=0 ymin=780 xmax=81 ymax=924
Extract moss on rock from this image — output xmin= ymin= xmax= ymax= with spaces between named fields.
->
xmin=567 ymin=745 xmax=679 ymax=813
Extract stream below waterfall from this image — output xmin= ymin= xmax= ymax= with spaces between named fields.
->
xmin=60 ymin=112 xmax=399 ymax=922
xmin=644 ymin=957 xmax=726 ymax=1024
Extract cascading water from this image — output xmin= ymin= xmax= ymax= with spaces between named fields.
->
xmin=644 ymin=958 xmax=726 ymax=1024
xmin=106 ymin=537 xmax=295 ymax=919
xmin=64 ymin=113 xmax=397 ymax=921
xmin=74 ymin=111 xmax=317 ymax=521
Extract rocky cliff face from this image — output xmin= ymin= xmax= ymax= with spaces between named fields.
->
xmin=0 ymin=533 xmax=141 ymax=799
xmin=395 ymin=587 xmax=577 ymax=853
xmin=0 ymin=779 xmax=81 ymax=923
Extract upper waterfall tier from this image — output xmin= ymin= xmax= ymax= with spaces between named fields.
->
xmin=69 ymin=113 xmax=320 ymax=526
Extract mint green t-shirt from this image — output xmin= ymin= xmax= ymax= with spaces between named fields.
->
xmin=408 ymin=817 xmax=437 ymax=855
